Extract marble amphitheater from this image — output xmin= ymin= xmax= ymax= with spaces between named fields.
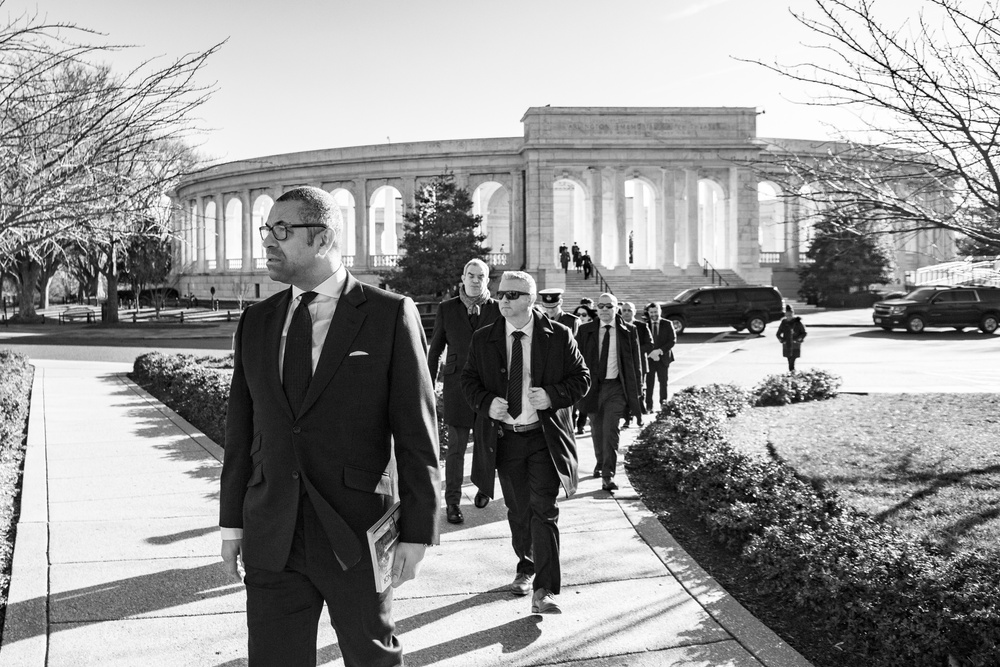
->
xmin=169 ymin=106 xmax=951 ymax=303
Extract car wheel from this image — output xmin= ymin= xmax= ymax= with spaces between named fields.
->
xmin=980 ymin=314 xmax=999 ymax=334
xmin=746 ymin=314 xmax=766 ymax=335
xmin=906 ymin=315 xmax=926 ymax=334
xmin=666 ymin=316 xmax=684 ymax=335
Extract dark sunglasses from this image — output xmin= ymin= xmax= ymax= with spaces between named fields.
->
xmin=596 ymin=303 xmax=616 ymax=309
xmin=497 ymin=290 xmax=531 ymax=301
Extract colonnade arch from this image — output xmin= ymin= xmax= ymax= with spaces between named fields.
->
xmin=472 ymin=181 xmax=511 ymax=255
xmin=698 ymin=178 xmax=727 ymax=268
xmin=625 ymin=178 xmax=656 ymax=269
xmin=757 ymin=180 xmax=785 ymax=254
xmin=224 ymin=197 xmax=242 ymax=268
xmin=204 ymin=201 xmax=218 ymax=270
xmin=553 ymin=178 xmax=590 ymax=266
xmin=251 ymin=195 xmax=273 ymax=269
xmin=369 ymin=186 xmax=403 ymax=257
xmin=328 ymin=188 xmax=357 ymax=258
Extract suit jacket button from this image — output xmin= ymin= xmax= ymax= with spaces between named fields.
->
xmin=292 ymin=426 xmax=301 ymax=434
xmin=292 ymin=471 xmax=300 ymax=479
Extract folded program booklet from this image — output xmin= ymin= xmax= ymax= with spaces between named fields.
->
xmin=367 ymin=502 xmax=401 ymax=593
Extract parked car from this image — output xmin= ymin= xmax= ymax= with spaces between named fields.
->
xmin=658 ymin=285 xmax=784 ymax=335
xmin=117 ymin=287 xmax=181 ymax=308
xmin=872 ymin=285 xmax=1000 ymax=333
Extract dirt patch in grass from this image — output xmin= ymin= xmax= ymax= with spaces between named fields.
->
xmin=723 ymin=393 xmax=1000 ymax=556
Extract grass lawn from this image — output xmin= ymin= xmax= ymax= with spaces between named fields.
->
xmin=722 ymin=393 xmax=1000 ymax=557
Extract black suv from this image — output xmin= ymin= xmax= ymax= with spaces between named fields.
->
xmin=659 ymin=285 xmax=784 ymax=335
xmin=872 ymin=285 xmax=1000 ymax=334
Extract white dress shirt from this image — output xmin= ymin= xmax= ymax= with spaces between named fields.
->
xmin=503 ymin=316 xmax=538 ymax=427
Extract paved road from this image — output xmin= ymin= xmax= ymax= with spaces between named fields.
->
xmin=671 ymin=323 xmax=1000 ymax=393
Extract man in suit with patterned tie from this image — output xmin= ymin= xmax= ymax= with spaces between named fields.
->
xmin=576 ymin=293 xmax=643 ymax=491
xmin=427 ymin=258 xmax=501 ymax=524
xmin=644 ymin=302 xmax=677 ymax=411
xmin=220 ymin=186 xmax=440 ymax=667
xmin=461 ymin=271 xmax=590 ymax=614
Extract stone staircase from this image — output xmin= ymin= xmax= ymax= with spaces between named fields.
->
xmin=560 ymin=268 xmax=749 ymax=308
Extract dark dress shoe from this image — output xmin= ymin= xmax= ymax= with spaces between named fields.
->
xmin=474 ymin=492 xmax=490 ymax=509
xmin=446 ymin=504 xmax=464 ymax=524
xmin=592 ymin=467 xmax=601 ymax=478
xmin=575 ymin=427 xmax=584 ymax=435
xmin=602 ymin=480 xmax=619 ymax=492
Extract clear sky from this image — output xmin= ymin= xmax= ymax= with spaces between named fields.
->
xmin=3 ymin=0 xmax=916 ymax=163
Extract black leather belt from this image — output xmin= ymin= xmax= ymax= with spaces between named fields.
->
xmin=499 ymin=421 xmax=542 ymax=433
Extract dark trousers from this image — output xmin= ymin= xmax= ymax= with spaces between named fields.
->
xmin=590 ymin=381 xmax=627 ymax=481
xmin=496 ymin=429 xmax=562 ymax=593
xmin=444 ymin=423 xmax=471 ymax=505
xmin=243 ymin=496 xmax=400 ymax=667
xmin=645 ymin=365 xmax=669 ymax=410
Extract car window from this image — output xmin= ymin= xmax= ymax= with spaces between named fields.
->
xmin=693 ymin=291 xmax=716 ymax=305
xmin=951 ymin=290 xmax=978 ymax=302
xmin=674 ymin=289 xmax=697 ymax=303
xmin=905 ymin=288 xmax=939 ymax=302
xmin=716 ymin=291 xmax=739 ymax=303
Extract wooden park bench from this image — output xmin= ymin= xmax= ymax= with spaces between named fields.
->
xmin=58 ymin=306 xmax=97 ymax=324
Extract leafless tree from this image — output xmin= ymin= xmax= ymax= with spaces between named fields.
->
xmin=0 ymin=4 xmax=221 ymax=320
xmin=747 ymin=0 xmax=1000 ymax=248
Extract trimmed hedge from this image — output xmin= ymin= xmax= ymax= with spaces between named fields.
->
xmin=131 ymin=352 xmax=232 ymax=446
xmin=0 ymin=350 xmax=33 ymax=626
xmin=629 ymin=372 xmax=999 ymax=667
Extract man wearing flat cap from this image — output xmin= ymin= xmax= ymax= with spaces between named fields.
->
xmin=537 ymin=288 xmax=579 ymax=336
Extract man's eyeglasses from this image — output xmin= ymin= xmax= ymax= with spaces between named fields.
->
xmin=259 ymin=223 xmax=328 ymax=241
xmin=596 ymin=303 xmax=616 ymax=309
xmin=497 ymin=290 xmax=531 ymax=301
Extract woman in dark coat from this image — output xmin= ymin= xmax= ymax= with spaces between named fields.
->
xmin=775 ymin=304 xmax=807 ymax=372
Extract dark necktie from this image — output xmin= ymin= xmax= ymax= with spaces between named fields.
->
xmin=653 ymin=321 xmax=659 ymax=339
xmin=283 ymin=291 xmax=318 ymax=415
xmin=599 ymin=325 xmax=611 ymax=380
xmin=507 ymin=330 xmax=525 ymax=418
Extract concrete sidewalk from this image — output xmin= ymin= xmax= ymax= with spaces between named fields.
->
xmin=2 ymin=359 xmax=813 ymax=666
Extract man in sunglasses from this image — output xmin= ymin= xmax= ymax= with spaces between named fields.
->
xmin=575 ymin=293 xmax=643 ymax=492
xmin=461 ymin=271 xmax=589 ymax=615
xmin=221 ymin=186 xmax=440 ymax=666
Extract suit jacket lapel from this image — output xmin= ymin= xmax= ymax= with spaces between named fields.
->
xmin=298 ymin=272 xmax=367 ymax=417
xmin=267 ymin=289 xmax=295 ymax=421
xmin=487 ymin=317 xmax=509 ymax=395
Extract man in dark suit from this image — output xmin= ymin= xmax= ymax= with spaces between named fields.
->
xmin=576 ymin=293 xmax=643 ymax=491
xmin=461 ymin=270 xmax=589 ymax=614
xmin=427 ymin=258 xmax=501 ymax=524
xmin=620 ymin=301 xmax=650 ymax=428
xmin=644 ymin=302 xmax=677 ymax=411
xmin=537 ymin=287 xmax=579 ymax=335
xmin=220 ymin=186 xmax=440 ymax=667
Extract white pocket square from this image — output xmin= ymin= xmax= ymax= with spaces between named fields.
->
xmin=348 ymin=351 xmax=369 ymax=357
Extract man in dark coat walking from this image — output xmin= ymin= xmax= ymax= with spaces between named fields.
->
xmin=576 ymin=293 xmax=643 ymax=490
xmin=462 ymin=270 xmax=590 ymax=614
xmin=427 ymin=258 xmax=501 ymax=524
xmin=643 ymin=302 xmax=677 ymax=411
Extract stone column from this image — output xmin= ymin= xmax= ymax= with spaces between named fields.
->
xmin=241 ymin=190 xmax=253 ymax=273
xmin=685 ymin=169 xmax=700 ymax=270
xmin=510 ymin=169 xmax=525 ymax=270
xmin=215 ymin=194 xmax=225 ymax=273
xmin=589 ymin=167 xmax=603 ymax=265
xmin=785 ymin=195 xmax=798 ymax=268
xmin=354 ymin=179 xmax=369 ymax=269
xmin=614 ymin=168 xmax=628 ymax=268
xmin=195 ymin=197 xmax=207 ymax=273
xmin=660 ymin=168 xmax=676 ymax=269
